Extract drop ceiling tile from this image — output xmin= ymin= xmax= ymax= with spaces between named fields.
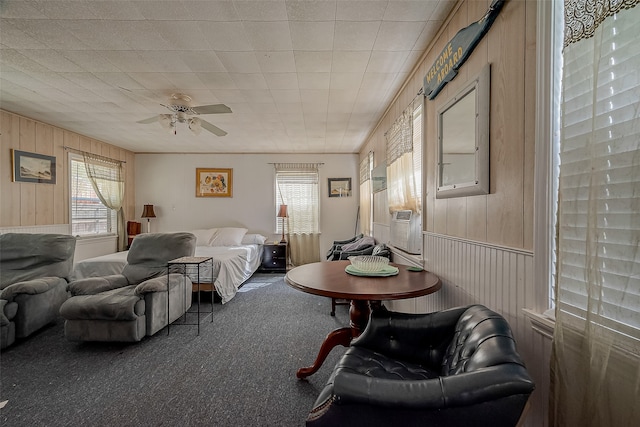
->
xmin=10 ymin=19 xmax=88 ymax=50
xmin=62 ymin=51 xmax=120 ymax=73
xmin=207 ymin=89 xmax=246 ymax=104
xmin=367 ymin=50 xmax=410 ymax=73
xmin=234 ymin=1 xmax=288 ymax=21
xmin=285 ymin=0 xmax=336 ymax=21
xmin=329 ymin=72 xmax=364 ymax=90
xmin=271 ymin=90 xmax=301 ymax=104
xmin=1 ymin=49 xmax=55 ymax=73
xmin=85 ymin=1 xmax=146 ymax=20
xmin=137 ymin=51 xmax=193 ymax=73
xmin=128 ymin=72 xmax=176 ymax=90
xmin=179 ymin=51 xmax=226 ymax=73
xmin=293 ymin=51 xmax=332 ymax=72
xmin=0 ymin=0 xmax=47 ymax=19
xmin=255 ymin=51 xmax=296 ymax=73
xmin=240 ymin=89 xmax=273 ymax=103
xmin=329 ymin=89 xmax=359 ymax=104
xmin=181 ymin=1 xmax=240 ymax=21
xmin=333 ymin=21 xmax=380 ymax=51
xmin=373 ymin=21 xmax=425 ymax=52
xmin=216 ymin=52 xmax=261 ymax=73
xmin=62 ymin=20 xmax=132 ymax=51
xmin=34 ymin=1 xmax=100 ymax=19
xmin=383 ymin=1 xmax=440 ymax=22
xmin=0 ymin=21 xmax=48 ymax=49
xmin=243 ymin=22 xmax=293 ymax=51
xmin=297 ymin=72 xmax=329 ymax=90
xmin=264 ymin=73 xmax=299 ymax=90
xmin=331 ymin=51 xmax=370 ymax=73
xmin=336 ymin=1 xmax=386 ymax=21
xmin=161 ymin=72 xmax=207 ymax=89
xmin=195 ymin=73 xmax=237 ymax=90
xmin=198 ymin=22 xmax=253 ymax=52
xmin=151 ymin=21 xmax=213 ymax=51
xmin=289 ymin=21 xmax=334 ymax=51
xmin=131 ymin=1 xmax=192 ymax=20
xmin=230 ymin=73 xmax=268 ymax=90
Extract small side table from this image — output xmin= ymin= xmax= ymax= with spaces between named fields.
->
xmin=261 ymin=243 xmax=287 ymax=273
xmin=167 ymin=256 xmax=213 ymax=335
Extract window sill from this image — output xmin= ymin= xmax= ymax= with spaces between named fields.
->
xmin=523 ymin=308 xmax=555 ymax=339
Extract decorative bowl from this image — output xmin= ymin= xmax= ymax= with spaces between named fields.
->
xmin=348 ymin=255 xmax=390 ymax=272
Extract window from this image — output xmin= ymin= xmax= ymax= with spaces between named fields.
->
xmin=556 ymin=5 xmax=640 ymax=339
xmin=386 ymin=99 xmax=423 ymax=213
xmin=69 ymin=154 xmax=117 ymax=236
xmin=275 ymin=164 xmax=320 ymax=235
xmin=359 ymin=152 xmax=374 ymax=235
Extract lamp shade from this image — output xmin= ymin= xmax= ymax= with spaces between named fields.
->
xmin=141 ymin=204 xmax=156 ymax=218
xmin=277 ymin=204 xmax=288 ymax=218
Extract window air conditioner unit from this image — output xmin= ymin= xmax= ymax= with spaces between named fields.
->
xmin=390 ymin=210 xmax=421 ymax=255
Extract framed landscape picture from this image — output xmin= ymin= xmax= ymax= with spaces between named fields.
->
xmin=11 ymin=149 xmax=57 ymax=184
xmin=196 ymin=168 xmax=233 ymax=197
xmin=328 ymin=177 xmax=351 ymax=197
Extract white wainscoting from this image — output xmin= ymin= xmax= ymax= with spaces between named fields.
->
xmin=385 ymin=232 xmax=551 ymax=427
xmin=0 ymin=224 xmax=70 ymax=235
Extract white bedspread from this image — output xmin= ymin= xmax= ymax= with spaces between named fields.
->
xmin=70 ymin=244 xmax=263 ymax=304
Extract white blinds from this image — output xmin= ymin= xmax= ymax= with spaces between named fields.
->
xmin=557 ymin=4 xmax=640 ymax=339
xmin=359 ymin=152 xmax=373 ymax=236
xmin=275 ymin=163 xmax=320 ymax=234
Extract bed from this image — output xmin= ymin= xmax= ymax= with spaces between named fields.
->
xmin=70 ymin=228 xmax=266 ymax=304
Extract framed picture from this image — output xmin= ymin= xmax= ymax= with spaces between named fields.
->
xmin=196 ymin=168 xmax=233 ymax=197
xmin=11 ymin=149 xmax=57 ymax=184
xmin=328 ymin=177 xmax=352 ymax=197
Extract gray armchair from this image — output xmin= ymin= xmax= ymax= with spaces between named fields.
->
xmin=307 ymin=305 xmax=535 ymax=427
xmin=59 ymin=232 xmax=196 ymax=342
xmin=0 ymin=233 xmax=76 ymax=349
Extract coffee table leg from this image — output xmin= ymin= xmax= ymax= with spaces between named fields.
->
xmin=296 ymin=327 xmax=352 ymax=379
xmin=297 ymin=299 xmax=373 ymax=379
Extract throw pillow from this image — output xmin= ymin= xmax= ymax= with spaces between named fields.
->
xmin=210 ymin=227 xmax=248 ymax=246
xmin=190 ymin=228 xmax=218 ymax=246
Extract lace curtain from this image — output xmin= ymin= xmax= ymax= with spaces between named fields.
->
xmin=386 ymin=103 xmax=420 ymax=213
xmin=551 ymin=1 xmax=640 ymax=425
xmin=83 ymin=153 xmax=126 ymax=251
xmin=359 ymin=153 xmax=372 ymax=236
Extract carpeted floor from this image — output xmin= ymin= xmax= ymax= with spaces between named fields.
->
xmin=0 ymin=274 xmax=351 ymax=426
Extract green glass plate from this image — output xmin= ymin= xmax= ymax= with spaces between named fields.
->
xmin=345 ymin=265 xmax=399 ymax=277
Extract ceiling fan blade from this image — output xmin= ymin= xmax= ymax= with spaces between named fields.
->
xmin=137 ymin=116 xmax=160 ymax=124
xmin=192 ymin=104 xmax=232 ymax=115
xmin=200 ymin=119 xmax=227 ymax=136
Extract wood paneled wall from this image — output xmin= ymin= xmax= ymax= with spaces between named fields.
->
xmin=0 ymin=110 xmax=136 ymax=228
xmin=362 ymin=0 xmax=535 ymax=251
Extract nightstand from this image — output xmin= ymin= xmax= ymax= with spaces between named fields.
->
xmin=261 ymin=243 xmax=287 ymax=273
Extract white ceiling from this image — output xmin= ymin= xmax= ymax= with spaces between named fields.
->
xmin=0 ymin=0 xmax=456 ymax=154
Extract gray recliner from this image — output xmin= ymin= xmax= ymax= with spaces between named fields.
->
xmin=59 ymin=232 xmax=196 ymax=342
xmin=0 ymin=233 xmax=77 ymax=349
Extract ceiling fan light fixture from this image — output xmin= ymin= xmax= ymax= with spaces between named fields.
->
xmin=188 ymin=118 xmax=202 ymax=135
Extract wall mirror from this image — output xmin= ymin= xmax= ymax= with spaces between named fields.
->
xmin=436 ymin=64 xmax=490 ymax=199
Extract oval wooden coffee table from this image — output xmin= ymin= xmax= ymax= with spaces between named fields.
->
xmin=285 ymin=260 xmax=441 ymax=378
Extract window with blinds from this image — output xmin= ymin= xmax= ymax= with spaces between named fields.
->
xmin=557 ymin=7 xmax=640 ymax=339
xmin=70 ymin=154 xmax=117 ymax=236
xmin=412 ymin=103 xmax=423 ymax=209
xmin=275 ymin=169 xmax=319 ymax=234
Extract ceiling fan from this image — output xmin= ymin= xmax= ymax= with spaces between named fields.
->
xmin=136 ymin=93 xmax=232 ymax=136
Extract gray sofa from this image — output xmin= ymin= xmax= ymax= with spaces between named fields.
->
xmin=0 ymin=233 xmax=77 ymax=349
xmin=60 ymin=232 xmax=196 ymax=342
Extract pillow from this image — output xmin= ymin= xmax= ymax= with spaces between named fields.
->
xmin=340 ymin=236 xmax=375 ymax=252
xmin=190 ymin=228 xmax=218 ymax=246
xmin=241 ymin=233 xmax=267 ymax=245
xmin=209 ymin=227 xmax=248 ymax=246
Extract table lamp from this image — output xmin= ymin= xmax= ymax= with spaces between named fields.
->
xmin=141 ymin=204 xmax=156 ymax=233
xmin=277 ymin=204 xmax=288 ymax=244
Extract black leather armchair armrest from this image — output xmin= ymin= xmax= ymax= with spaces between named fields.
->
xmin=337 ymin=245 xmax=375 ymax=260
xmin=333 ymin=364 xmax=535 ymax=410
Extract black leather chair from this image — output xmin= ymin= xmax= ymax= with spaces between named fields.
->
xmin=307 ymin=305 xmax=535 ymax=427
xmin=326 ymin=234 xmax=364 ymax=260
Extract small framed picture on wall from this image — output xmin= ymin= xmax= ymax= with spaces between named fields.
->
xmin=328 ymin=177 xmax=351 ymax=197
xmin=196 ymin=168 xmax=233 ymax=197
xmin=11 ymin=149 xmax=57 ymax=184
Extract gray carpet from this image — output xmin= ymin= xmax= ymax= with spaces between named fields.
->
xmin=0 ymin=274 xmax=351 ymax=426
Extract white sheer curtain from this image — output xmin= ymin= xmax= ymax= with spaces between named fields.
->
xmin=359 ymin=153 xmax=373 ymax=236
xmin=83 ymin=153 xmax=126 ymax=251
xmin=386 ymin=101 xmax=421 ymax=213
xmin=551 ymin=1 xmax=640 ymax=425
xmin=275 ymin=163 xmax=321 ymax=266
